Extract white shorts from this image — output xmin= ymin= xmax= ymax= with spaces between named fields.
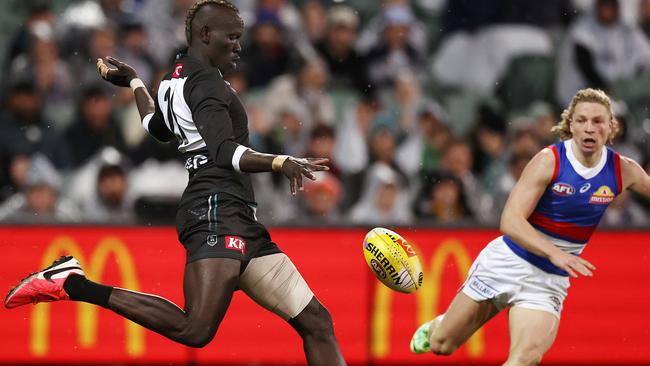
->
xmin=461 ymin=236 xmax=570 ymax=319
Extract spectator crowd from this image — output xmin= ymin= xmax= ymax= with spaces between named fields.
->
xmin=1 ymin=0 xmax=650 ymax=227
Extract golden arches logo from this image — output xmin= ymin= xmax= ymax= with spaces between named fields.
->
xmin=30 ymin=236 xmax=144 ymax=357
xmin=371 ymin=238 xmax=484 ymax=357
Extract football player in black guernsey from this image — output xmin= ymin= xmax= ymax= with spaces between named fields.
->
xmin=4 ymin=1 xmax=345 ymax=364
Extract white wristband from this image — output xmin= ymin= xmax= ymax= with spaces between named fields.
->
xmin=130 ymin=78 xmax=145 ymax=91
xmin=231 ymin=145 xmax=248 ymax=172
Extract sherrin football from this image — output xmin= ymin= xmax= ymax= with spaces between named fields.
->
xmin=363 ymin=227 xmax=424 ymax=293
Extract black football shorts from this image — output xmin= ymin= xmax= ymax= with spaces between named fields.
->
xmin=175 ymin=192 xmax=281 ymax=264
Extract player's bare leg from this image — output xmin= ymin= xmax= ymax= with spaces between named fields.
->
xmin=90 ymin=257 xmax=239 ymax=347
xmin=6 ymin=256 xmax=240 ymax=347
xmin=237 ymin=253 xmax=345 ymax=365
xmin=289 ymin=297 xmax=345 ymax=366
xmin=503 ymin=307 xmax=559 ymax=366
xmin=430 ymin=292 xmax=500 ymax=354
xmin=412 ymin=292 xmax=499 ymax=355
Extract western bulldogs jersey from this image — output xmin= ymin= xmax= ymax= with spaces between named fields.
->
xmin=504 ymin=139 xmax=622 ymax=275
xmin=143 ymin=52 xmax=254 ymax=203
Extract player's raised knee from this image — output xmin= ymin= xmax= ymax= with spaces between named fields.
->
xmin=177 ymin=326 xmax=217 ymax=348
xmin=180 ymin=334 xmax=213 ymax=348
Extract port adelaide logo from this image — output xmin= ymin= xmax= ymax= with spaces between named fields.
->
xmin=552 ymin=182 xmax=575 ymax=196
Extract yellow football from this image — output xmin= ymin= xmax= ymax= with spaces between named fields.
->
xmin=363 ymin=227 xmax=423 ymax=293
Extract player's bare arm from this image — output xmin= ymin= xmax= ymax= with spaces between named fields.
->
xmin=238 ymin=151 xmax=329 ymax=195
xmin=500 ymin=148 xmax=595 ymax=278
xmin=96 ymin=56 xmax=154 ymax=120
xmin=620 ymin=155 xmax=650 ymax=198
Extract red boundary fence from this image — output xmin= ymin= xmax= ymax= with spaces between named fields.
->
xmin=1 ymin=227 xmax=649 ymax=365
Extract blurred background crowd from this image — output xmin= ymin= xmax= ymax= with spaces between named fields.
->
xmin=1 ymin=0 xmax=650 ymax=227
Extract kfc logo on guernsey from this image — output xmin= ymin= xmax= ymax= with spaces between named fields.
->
xmin=225 ymin=236 xmax=246 ymax=254
xmin=552 ymin=182 xmax=575 ymax=196
xmin=590 ymin=185 xmax=615 ymax=204
xmin=172 ymin=63 xmax=183 ymax=78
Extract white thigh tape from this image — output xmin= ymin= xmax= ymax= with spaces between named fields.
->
xmin=239 ymin=253 xmax=314 ymax=320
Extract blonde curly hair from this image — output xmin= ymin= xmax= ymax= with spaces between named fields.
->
xmin=551 ymin=88 xmax=620 ymax=144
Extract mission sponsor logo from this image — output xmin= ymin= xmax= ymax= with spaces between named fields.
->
xmin=589 ymin=185 xmax=615 ymax=204
xmin=552 ymin=182 xmax=575 ymax=196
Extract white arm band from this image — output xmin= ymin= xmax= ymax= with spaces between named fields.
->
xmin=130 ymin=78 xmax=145 ymax=91
xmin=231 ymin=145 xmax=249 ymax=172
xmin=142 ymin=113 xmax=154 ymax=133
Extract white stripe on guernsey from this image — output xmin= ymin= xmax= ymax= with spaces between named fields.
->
xmin=157 ymin=78 xmax=207 ymax=153
xmin=231 ymin=145 xmax=248 ymax=172
xmin=142 ymin=113 xmax=154 ymax=133
xmin=564 ymin=139 xmax=607 ymax=179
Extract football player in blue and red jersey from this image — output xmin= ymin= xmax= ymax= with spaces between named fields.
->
xmin=411 ymin=88 xmax=650 ymax=366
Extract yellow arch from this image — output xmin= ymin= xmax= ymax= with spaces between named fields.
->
xmin=80 ymin=237 xmax=144 ymax=356
xmin=30 ymin=236 xmax=144 ymax=357
xmin=371 ymin=238 xmax=484 ymax=357
xmin=31 ymin=237 xmax=86 ymax=356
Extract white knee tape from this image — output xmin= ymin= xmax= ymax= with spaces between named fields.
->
xmin=239 ymin=253 xmax=314 ymax=320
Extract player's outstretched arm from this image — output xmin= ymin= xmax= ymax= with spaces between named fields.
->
xmin=237 ymin=150 xmax=329 ymax=195
xmin=500 ymin=148 xmax=595 ymax=278
xmin=96 ymin=56 xmax=155 ymax=121
xmin=620 ymin=156 xmax=650 ymax=198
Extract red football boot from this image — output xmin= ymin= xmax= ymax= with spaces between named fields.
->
xmin=5 ymin=255 xmax=85 ymax=309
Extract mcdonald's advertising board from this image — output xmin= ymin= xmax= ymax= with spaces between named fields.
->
xmin=0 ymin=227 xmax=649 ymax=365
